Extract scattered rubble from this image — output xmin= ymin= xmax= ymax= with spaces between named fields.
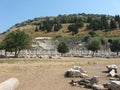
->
xmin=92 ymin=84 xmax=105 ymax=90
xmin=65 ymin=66 xmax=88 ymax=78
xmin=107 ymin=80 xmax=120 ymax=90
xmin=67 ymin=65 xmax=120 ymax=90
xmin=105 ymin=64 xmax=118 ymax=77
xmin=109 ymin=69 xmax=116 ymax=77
xmin=70 ymin=76 xmax=100 ymax=89
xmin=69 ymin=77 xmax=112 ymax=90
xmin=90 ymin=76 xmax=99 ymax=85
xmin=106 ymin=64 xmax=117 ymax=73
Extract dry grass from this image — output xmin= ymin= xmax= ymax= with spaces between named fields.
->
xmin=0 ymin=57 xmax=120 ymax=90
xmin=1 ymin=23 xmax=120 ymax=41
xmin=0 ymin=34 xmax=5 ymax=41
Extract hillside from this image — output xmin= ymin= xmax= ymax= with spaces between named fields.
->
xmin=1 ymin=13 xmax=120 ymax=41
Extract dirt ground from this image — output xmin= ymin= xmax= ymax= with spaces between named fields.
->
xmin=0 ymin=57 xmax=120 ymax=90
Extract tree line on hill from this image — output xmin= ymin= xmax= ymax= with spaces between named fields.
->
xmin=3 ymin=13 xmax=120 ymax=35
xmin=15 ymin=13 xmax=120 ymax=34
xmin=87 ymin=15 xmax=120 ymax=31
xmin=33 ymin=14 xmax=120 ymax=35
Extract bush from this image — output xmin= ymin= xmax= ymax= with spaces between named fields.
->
xmin=88 ymin=31 xmax=99 ymax=37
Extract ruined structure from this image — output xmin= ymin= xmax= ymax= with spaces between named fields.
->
xmin=0 ymin=37 xmax=119 ymax=58
xmin=19 ymin=37 xmax=60 ymax=58
xmin=0 ymin=78 xmax=19 ymax=90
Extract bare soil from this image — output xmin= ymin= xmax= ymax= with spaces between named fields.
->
xmin=0 ymin=57 xmax=120 ymax=90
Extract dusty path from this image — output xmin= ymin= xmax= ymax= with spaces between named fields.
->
xmin=0 ymin=57 xmax=120 ymax=90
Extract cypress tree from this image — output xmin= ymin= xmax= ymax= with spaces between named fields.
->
xmin=110 ymin=19 xmax=117 ymax=29
xmin=35 ymin=27 xmax=39 ymax=32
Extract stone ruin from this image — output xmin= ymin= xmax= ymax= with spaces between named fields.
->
xmin=66 ymin=65 xmax=120 ymax=90
xmin=107 ymin=81 xmax=120 ymax=90
xmin=0 ymin=37 xmax=120 ymax=58
xmin=15 ymin=37 xmax=120 ymax=58
xmin=106 ymin=64 xmax=118 ymax=77
xmin=0 ymin=78 xmax=19 ymax=90
xmin=65 ymin=66 xmax=88 ymax=78
xmin=0 ymin=37 xmax=60 ymax=58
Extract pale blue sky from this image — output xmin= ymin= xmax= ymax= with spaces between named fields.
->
xmin=0 ymin=0 xmax=120 ymax=33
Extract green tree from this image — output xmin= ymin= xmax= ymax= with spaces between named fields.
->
xmin=1 ymin=30 xmax=31 ymax=57
xmin=83 ymin=35 xmax=91 ymax=42
xmin=110 ymin=19 xmax=117 ymax=29
xmin=75 ymin=21 xmax=84 ymax=28
xmin=87 ymin=38 xmax=101 ymax=56
xmin=35 ymin=26 xmax=39 ymax=32
xmin=87 ymin=17 xmax=92 ymax=23
xmin=110 ymin=39 xmax=120 ymax=56
xmin=101 ymin=37 xmax=110 ymax=50
xmin=88 ymin=19 xmax=102 ymax=30
xmin=39 ymin=24 xmax=42 ymax=30
xmin=68 ymin=24 xmax=78 ymax=35
xmin=54 ymin=23 xmax=62 ymax=32
xmin=57 ymin=42 xmax=69 ymax=56
xmin=119 ymin=22 xmax=120 ymax=28
xmin=41 ymin=18 xmax=54 ymax=32
xmin=115 ymin=15 xmax=120 ymax=22
xmin=101 ymin=15 xmax=109 ymax=28
xmin=88 ymin=31 xmax=99 ymax=37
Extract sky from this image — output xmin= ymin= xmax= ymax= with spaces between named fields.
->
xmin=0 ymin=0 xmax=120 ymax=33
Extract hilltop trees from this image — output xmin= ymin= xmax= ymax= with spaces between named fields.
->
xmin=75 ymin=20 xmax=84 ymax=27
xmin=68 ymin=24 xmax=78 ymax=35
xmin=88 ymin=31 xmax=99 ymax=37
xmin=0 ymin=30 xmax=31 ymax=57
xmin=88 ymin=19 xmax=101 ymax=30
xmin=37 ymin=18 xmax=63 ymax=32
xmin=32 ymin=14 xmax=120 ymax=35
xmin=87 ymin=15 xmax=109 ymax=31
xmin=115 ymin=15 xmax=120 ymax=22
xmin=10 ymin=13 xmax=120 ymax=36
xmin=110 ymin=19 xmax=117 ymax=29
xmin=54 ymin=23 xmax=62 ymax=32
xmin=68 ymin=20 xmax=84 ymax=35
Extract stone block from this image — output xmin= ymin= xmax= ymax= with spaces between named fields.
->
xmin=108 ymin=81 xmax=120 ymax=90
xmin=0 ymin=78 xmax=19 ymax=90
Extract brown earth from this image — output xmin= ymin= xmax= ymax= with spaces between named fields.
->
xmin=0 ymin=57 xmax=120 ymax=90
